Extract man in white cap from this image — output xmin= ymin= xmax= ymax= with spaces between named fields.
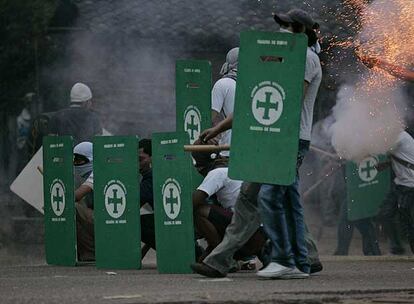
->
xmin=48 ymin=82 xmax=102 ymax=144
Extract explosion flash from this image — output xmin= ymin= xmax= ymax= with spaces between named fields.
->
xmin=329 ymin=0 xmax=413 ymax=161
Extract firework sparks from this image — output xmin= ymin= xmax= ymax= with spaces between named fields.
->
xmin=328 ymin=0 xmax=412 ymax=162
xmin=331 ymin=0 xmax=414 ymax=86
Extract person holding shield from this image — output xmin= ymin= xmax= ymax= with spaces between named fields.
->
xmin=191 ymin=9 xmax=322 ymax=279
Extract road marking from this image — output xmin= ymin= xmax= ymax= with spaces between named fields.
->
xmin=103 ymin=294 xmax=142 ymax=300
xmin=198 ymin=278 xmax=232 ymax=282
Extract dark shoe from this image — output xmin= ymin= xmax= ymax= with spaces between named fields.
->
xmin=228 ymin=265 xmax=240 ymax=273
xmin=190 ymin=262 xmax=226 ymax=278
xmin=310 ymin=261 xmax=323 ymax=274
xmin=240 ymin=260 xmax=256 ymax=271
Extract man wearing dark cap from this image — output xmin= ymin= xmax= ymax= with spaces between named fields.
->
xmin=191 ymin=9 xmax=323 ymax=279
xmin=257 ymin=9 xmax=322 ymax=278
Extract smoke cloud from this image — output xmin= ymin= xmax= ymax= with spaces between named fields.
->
xmin=330 ymin=79 xmax=405 ymax=162
xmin=329 ymin=0 xmax=412 ymax=162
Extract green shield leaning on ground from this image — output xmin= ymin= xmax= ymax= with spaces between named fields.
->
xmin=228 ymin=31 xmax=308 ymax=185
xmin=346 ymin=155 xmax=391 ymax=221
xmin=176 ymin=59 xmax=212 ymax=189
xmin=93 ymin=136 xmax=141 ymax=269
xmin=43 ymin=135 xmax=77 ymax=266
xmin=176 ymin=59 xmax=212 ymax=145
xmin=152 ymin=132 xmax=195 ymax=274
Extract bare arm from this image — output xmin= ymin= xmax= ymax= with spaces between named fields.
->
xmin=211 ymin=110 xmax=221 ymax=127
xmin=199 ymin=114 xmax=233 ymax=142
xmin=377 ymin=61 xmax=414 ymax=82
xmin=192 ymin=189 xmax=209 ymax=211
xmin=303 ymin=81 xmax=309 ymax=98
xmin=75 ymin=184 xmax=92 ymax=202
xmin=375 ymin=160 xmax=391 ymax=172
xmin=360 ymin=56 xmax=414 ymax=82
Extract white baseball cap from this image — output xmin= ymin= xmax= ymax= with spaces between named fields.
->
xmin=70 ymin=83 xmax=92 ymax=103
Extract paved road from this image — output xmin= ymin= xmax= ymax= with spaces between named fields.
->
xmin=1 ymin=256 xmax=414 ymax=303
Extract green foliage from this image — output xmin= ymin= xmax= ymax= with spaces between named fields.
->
xmin=0 ymin=0 xmax=57 ymax=114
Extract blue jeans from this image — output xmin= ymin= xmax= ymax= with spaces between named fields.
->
xmin=258 ymin=140 xmax=310 ymax=273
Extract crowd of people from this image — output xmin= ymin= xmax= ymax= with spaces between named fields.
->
xmin=47 ymin=7 xmax=414 ymax=280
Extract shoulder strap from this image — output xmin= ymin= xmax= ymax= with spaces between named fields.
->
xmin=222 ymin=74 xmax=237 ymax=82
xmin=391 ymin=154 xmax=414 ymax=170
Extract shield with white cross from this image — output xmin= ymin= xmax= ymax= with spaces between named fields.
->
xmin=93 ymin=136 xmax=141 ymax=269
xmin=176 ymin=60 xmax=211 ymax=192
xmin=176 ymin=60 xmax=211 ymax=144
xmin=152 ymin=132 xmax=195 ymax=274
xmin=43 ymin=136 xmax=77 ymax=266
xmin=228 ymin=31 xmax=308 ymax=185
xmin=162 ymin=178 xmax=182 ymax=220
xmin=346 ymin=155 xmax=391 ymax=221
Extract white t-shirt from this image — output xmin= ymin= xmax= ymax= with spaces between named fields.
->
xmin=211 ymin=77 xmax=236 ymax=156
xmin=390 ymin=131 xmax=414 ymax=188
xmin=197 ymin=167 xmax=242 ymax=210
xmin=300 ymin=48 xmax=322 ymax=141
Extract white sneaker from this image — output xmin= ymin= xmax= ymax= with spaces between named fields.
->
xmin=280 ymin=267 xmax=310 ymax=279
xmin=256 ymin=262 xmax=290 ymax=278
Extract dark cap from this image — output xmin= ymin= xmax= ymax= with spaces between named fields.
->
xmin=191 ymin=138 xmax=216 ymax=168
xmin=274 ymin=9 xmax=319 ymax=30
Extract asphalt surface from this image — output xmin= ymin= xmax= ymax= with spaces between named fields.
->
xmin=1 ymin=255 xmax=414 ymax=304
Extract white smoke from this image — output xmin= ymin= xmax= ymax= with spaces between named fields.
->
xmin=329 ymin=0 xmax=411 ymax=162
xmin=330 ymin=77 xmax=405 ymax=162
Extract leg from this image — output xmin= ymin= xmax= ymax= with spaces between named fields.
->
xmin=194 ymin=205 xmax=221 ymax=249
xmin=75 ymin=202 xmax=95 ymax=261
xmin=354 ymin=218 xmax=381 ymax=256
xmin=334 ymin=198 xmax=354 ymax=255
xmin=285 ymin=177 xmax=310 ymax=273
xmin=397 ymin=188 xmax=414 ymax=254
xmin=378 ymin=188 xmax=404 ymax=254
xmin=203 ymin=182 xmax=262 ymax=274
xmin=141 ymin=214 xmax=156 ymax=250
xmin=304 ymin=224 xmax=321 ymax=265
xmin=258 ymin=183 xmax=294 ymax=268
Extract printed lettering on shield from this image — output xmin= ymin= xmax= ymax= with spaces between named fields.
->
xmin=358 ymin=156 xmax=378 ymax=183
xmin=104 ymin=180 xmax=127 ymax=219
xmin=251 ymin=81 xmax=285 ymax=126
xmin=50 ymin=179 xmax=66 ymax=217
xmin=162 ymin=178 xmax=181 ymax=220
xmin=184 ymin=105 xmax=201 ymax=144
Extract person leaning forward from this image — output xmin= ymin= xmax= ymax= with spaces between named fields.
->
xmin=191 ymin=8 xmax=323 ymax=279
xmin=72 ymin=138 xmax=157 ymax=262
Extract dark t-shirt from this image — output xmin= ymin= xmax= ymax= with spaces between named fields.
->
xmin=48 ymin=106 xmax=102 ymax=144
xmin=140 ymin=169 xmax=153 ymax=208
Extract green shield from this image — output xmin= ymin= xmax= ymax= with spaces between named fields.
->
xmin=176 ymin=60 xmax=211 ymax=144
xmin=43 ymin=136 xmax=77 ymax=266
xmin=176 ymin=59 xmax=211 ymax=190
xmin=228 ymin=31 xmax=308 ymax=185
xmin=346 ymin=155 xmax=391 ymax=221
xmin=152 ymin=132 xmax=195 ymax=273
xmin=93 ymin=136 xmax=141 ymax=269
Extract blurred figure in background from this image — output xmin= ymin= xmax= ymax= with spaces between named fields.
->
xmin=49 ymin=83 xmax=102 ymax=144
